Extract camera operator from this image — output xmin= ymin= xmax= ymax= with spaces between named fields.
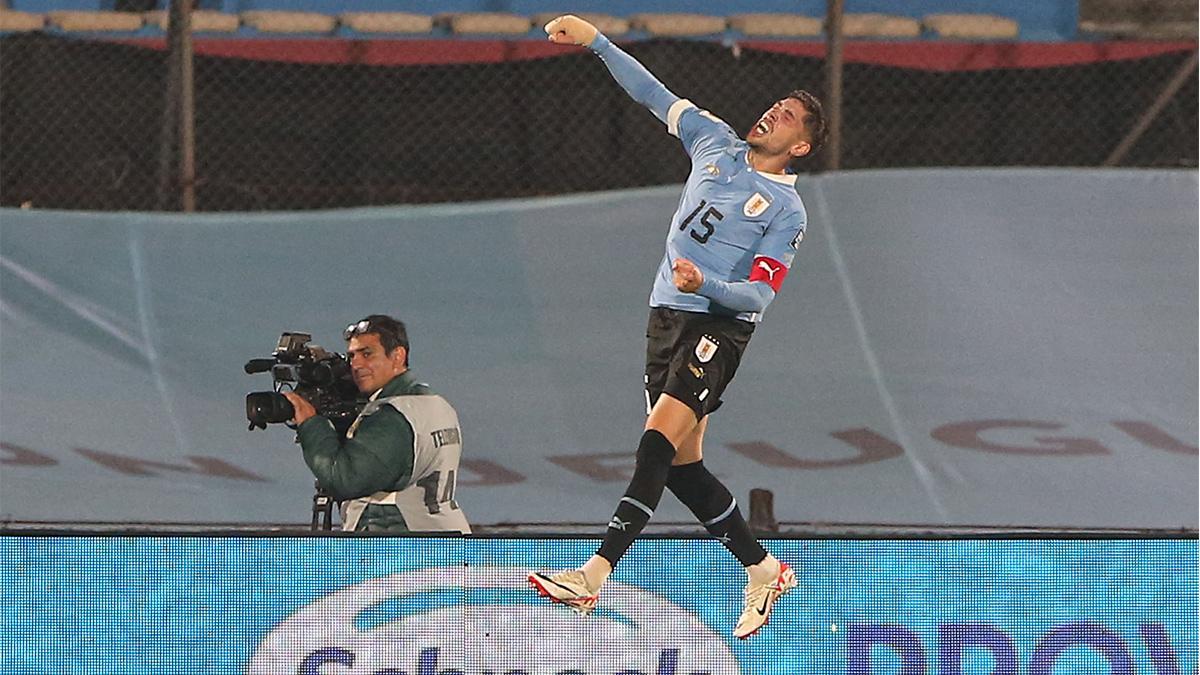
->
xmin=283 ymin=314 xmax=470 ymax=534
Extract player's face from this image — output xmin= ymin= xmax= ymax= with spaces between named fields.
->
xmin=746 ymin=97 xmax=812 ymax=160
xmin=347 ymin=333 xmax=407 ymax=393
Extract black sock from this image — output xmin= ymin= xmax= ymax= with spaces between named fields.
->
xmin=595 ymin=429 xmax=676 ymax=566
xmin=666 ymin=460 xmax=767 ymax=567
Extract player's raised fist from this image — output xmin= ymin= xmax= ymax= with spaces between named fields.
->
xmin=544 ymin=14 xmax=598 ymax=47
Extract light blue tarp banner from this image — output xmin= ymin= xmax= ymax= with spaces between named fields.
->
xmin=1 ymin=536 xmax=1195 ymax=674
xmin=0 ymin=169 xmax=1196 ymax=527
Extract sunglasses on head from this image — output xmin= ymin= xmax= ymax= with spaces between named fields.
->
xmin=343 ymin=319 xmax=407 ymax=349
xmin=343 ymin=319 xmax=374 ymax=340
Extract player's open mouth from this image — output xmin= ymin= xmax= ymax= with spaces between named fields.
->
xmin=754 ymin=120 xmax=770 ymax=135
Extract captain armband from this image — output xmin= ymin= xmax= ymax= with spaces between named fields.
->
xmin=747 ymin=256 xmax=789 ymax=293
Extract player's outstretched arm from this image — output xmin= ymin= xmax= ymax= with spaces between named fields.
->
xmin=544 ymin=14 xmax=680 ymax=126
xmin=696 ymin=277 xmax=776 ymax=313
xmin=672 ymin=258 xmax=777 ymax=313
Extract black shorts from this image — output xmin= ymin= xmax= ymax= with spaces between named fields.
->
xmin=644 ymin=307 xmax=755 ymax=421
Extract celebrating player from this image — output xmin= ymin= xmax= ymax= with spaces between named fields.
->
xmin=528 ymin=15 xmax=826 ymax=639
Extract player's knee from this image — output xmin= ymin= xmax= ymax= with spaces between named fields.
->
xmin=665 ymin=460 xmax=703 ymax=494
xmin=636 ymin=428 xmax=676 ymax=466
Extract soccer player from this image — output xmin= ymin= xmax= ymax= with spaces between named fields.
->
xmin=528 ymin=16 xmax=826 ymax=639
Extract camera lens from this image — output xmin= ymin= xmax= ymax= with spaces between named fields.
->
xmin=245 ymin=391 xmax=295 ymax=425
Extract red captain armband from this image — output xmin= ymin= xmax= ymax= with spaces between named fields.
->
xmin=748 ymin=256 xmax=789 ymax=293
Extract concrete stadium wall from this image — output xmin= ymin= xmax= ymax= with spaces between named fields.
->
xmin=0 ymin=168 xmax=1195 ymax=528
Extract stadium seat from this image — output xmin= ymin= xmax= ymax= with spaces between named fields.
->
xmin=437 ymin=12 xmax=532 ymax=35
xmin=1078 ymin=17 xmax=1197 ymax=40
xmin=923 ymin=14 xmax=1019 ymax=40
xmin=1078 ymin=0 xmax=1198 ymax=40
xmin=48 ymin=10 xmax=143 ymax=32
xmin=339 ymin=12 xmax=433 ymax=35
xmin=240 ymin=10 xmax=335 ymax=34
xmin=530 ymin=12 xmax=630 ymax=37
xmin=0 ymin=9 xmax=44 ymax=31
xmin=841 ymin=13 xmax=921 ymax=39
xmin=629 ymin=13 xmax=726 ymax=37
xmin=143 ymin=10 xmax=238 ymax=33
xmin=1081 ymin=19 xmax=1197 ymax=39
xmin=8 ymin=0 xmax=99 ymax=10
xmin=728 ymin=13 xmax=822 ymax=38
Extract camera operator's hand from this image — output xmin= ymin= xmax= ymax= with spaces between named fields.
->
xmin=283 ymin=391 xmax=318 ymax=426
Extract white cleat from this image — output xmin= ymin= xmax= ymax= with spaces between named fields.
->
xmin=733 ymin=561 xmax=797 ymax=639
xmin=527 ymin=569 xmax=599 ymax=616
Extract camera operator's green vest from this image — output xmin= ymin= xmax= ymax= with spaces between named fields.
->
xmin=340 ymin=392 xmax=471 ymax=534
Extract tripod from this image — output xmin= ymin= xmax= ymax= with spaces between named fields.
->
xmin=311 ymin=480 xmax=335 ymax=531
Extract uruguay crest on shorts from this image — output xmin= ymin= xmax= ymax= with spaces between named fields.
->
xmin=695 ymin=335 xmax=719 ymax=363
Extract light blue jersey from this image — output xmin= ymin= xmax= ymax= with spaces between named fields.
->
xmin=591 ymin=34 xmax=807 ymax=323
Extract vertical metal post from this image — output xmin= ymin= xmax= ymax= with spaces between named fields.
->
xmin=178 ymin=0 xmax=196 ymax=212
xmin=824 ymin=0 xmax=845 ymax=171
xmin=157 ymin=0 xmax=196 ymax=212
xmin=155 ymin=2 xmax=179 ymax=210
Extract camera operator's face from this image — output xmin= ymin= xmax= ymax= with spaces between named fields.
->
xmin=347 ymin=333 xmax=407 ymax=394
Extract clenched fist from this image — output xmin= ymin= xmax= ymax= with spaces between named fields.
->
xmin=672 ymin=258 xmax=704 ymax=293
xmin=544 ymin=14 xmax=598 ymax=47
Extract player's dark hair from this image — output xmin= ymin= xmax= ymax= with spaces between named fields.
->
xmin=786 ymin=89 xmax=828 ymax=158
xmin=345 ymin=314 xmax=410 ymax=365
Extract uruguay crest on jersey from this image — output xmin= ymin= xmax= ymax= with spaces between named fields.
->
xmin=743 ymin=192 xmax=770 ymax=218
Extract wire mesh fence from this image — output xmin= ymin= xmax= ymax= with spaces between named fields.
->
xmin=0 ymin=35 xmax=168 ymax=210
xmin=0 ymin=31 xmax=1196 ymax=211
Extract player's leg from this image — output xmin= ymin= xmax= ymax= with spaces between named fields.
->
xmin=654 ymin=318 xmax=794 ymax=638
xmin=530 ymin=391 xmax=698 ymax=612
xmin=580 ymin=306 xmax=710 ymax=578
xmin=672 ymin=413 xmax=707 ymax=465
xmin=667 ymin=418 xmax=746 ymax=548
xmin=580 ymin=392 xmax=699 ymax=579
xmin=665 ymin=418 xmax=795 ymax=638
xmin=666 ymin=415 xmax=771 ymax=568
xmin=656 ymin=316 xmax=766 ymax=566
xmin=529 ymin=309 xmax=696 ymax=613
